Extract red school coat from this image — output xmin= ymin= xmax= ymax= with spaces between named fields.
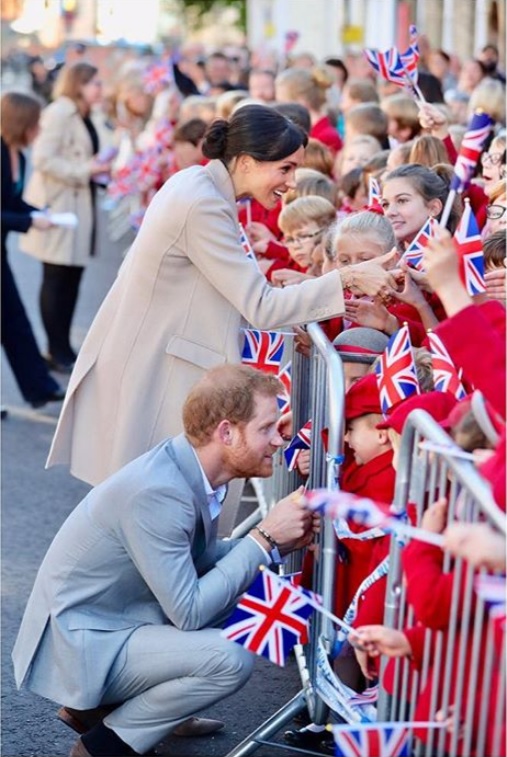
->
xmin=434 ymin=300 xmax=506 ymax=418
xmin=333 ymin=449 xmax=395 ymax=617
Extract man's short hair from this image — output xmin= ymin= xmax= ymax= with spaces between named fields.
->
xmin=183 ymin=364 xmax=282 ymax=446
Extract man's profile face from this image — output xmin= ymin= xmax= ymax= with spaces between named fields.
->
xmin=226 ymin=394 xmax=284 ymax=479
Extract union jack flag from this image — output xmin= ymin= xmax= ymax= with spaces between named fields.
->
xmin=453 ymin=201 xmax=486 ymax=295
xmin=284 ymin=419 xmax=312 ymax=471
xmin=375 ymin=324 xmax=420 ymax=414
xmin=221 ymin=570 xmax=316 ymax=666
xmin=284 ymin=30 xmax=300 ymax=54
xmin=364 ymin=46 xmax=407 ymax=86
xmin=348 ymin=685 xmax=380 ymax=707
xmin=401 ymin=216 xmax=437 ymax=271
xmin=142 ymin=60 xmax=174 ymax=94
xmin=475 ymin=574 xmax=506 ymax=620
xmin=304 ymin=489 xmax=392 ymax=529
xmin=450 ymin=111 xmax=494 ymax=193
xmin=239 ymin=223 xmax=257 ymax=264
xmin=331 ymin=723 xmax=411 ymax=757
xmin=241 ymin=329 xmax=285 ymax=374
xmin=368 ymin=176 xmax=382 ymax=208
xmin=399 ymin=24 xmax=420 ymax=83
xmin=277 ymin=361 xmax=292 ymax=413
xmin=427 ymin=332 xmax=467 ymax=400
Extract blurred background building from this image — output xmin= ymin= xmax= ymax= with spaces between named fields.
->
xmin=1 ymin=0 xmax=505 ymax=82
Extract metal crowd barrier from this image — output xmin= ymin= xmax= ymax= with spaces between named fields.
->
xmin=226 ymin=327 xmax=505 ymax=757
xmin=378 ymin=409 xmax=506 ymax=757
xmin=225 ymin=323 xmax=345 ymax=756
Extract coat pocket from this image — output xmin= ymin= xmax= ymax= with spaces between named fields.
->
xmin=165 ymin=336 xmax=226 ymax=370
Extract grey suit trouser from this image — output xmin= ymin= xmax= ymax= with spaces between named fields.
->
xmin=100 ymin=625 xmax=254 ymax=754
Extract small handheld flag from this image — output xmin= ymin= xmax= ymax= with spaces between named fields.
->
xmin=277 ymin=361 xmax=292 ymax=414
xmin=427 ymin=332 xmax=466 ymax=400
xmin=330 ymin=722 xmax=411 ymax=757
xmin=401 ymin=217 xmax=436 ymax=271
xmin=451 ymin=111 xmax=494 ymax=194
xmin=241 ymin=329 xmax=285 ymax=374
xmin=453 ymin=200 xmax=486 ymax=295
xmin=284 ymin=420 xmax=312 ymax=471
xmin=221 ymin=569 xmax=316 ymax=666
xmin=375 ymin=324 xmax=420 ymax=414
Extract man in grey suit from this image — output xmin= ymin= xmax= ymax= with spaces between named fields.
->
xmin=13 ymin=364 xmax=317 ymax=757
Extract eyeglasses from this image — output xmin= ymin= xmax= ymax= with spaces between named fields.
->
xmin=283 ymin=229 xmax=324 ymax=247
xmin=486 ymin=204 xmax=507 ymax=220
xmin=481 ymin=152 xmax=505 ymax=166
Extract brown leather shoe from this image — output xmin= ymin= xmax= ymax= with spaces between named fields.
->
xmin=172 ymin=716 xmax=225 ymax=737
xmin=58 ymin=706 xmax=115 ymax=734
xmin=68 ymin=738 xmax=93 ymax=757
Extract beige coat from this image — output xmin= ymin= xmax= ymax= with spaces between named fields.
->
xmin=47 ymin=159 xmax=346 ymax=485
xmin=19 ymin=96 xmax=95 ymax=266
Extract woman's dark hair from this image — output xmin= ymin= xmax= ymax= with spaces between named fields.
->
xmin=384 ymin=163 xmax=462 ymax=233
xmin=202 ymin=104 xmax=308 ymax=164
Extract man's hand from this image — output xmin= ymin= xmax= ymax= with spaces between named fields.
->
xmin=256 ymin=487 xmax=318 ymax=554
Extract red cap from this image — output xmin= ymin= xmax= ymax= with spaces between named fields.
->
xmin=376 ymin=391 xmax=458 ymax=433
xmin=345 ymin=374 xmax=382 ymax=420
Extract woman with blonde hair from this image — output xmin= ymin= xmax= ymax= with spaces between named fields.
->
xmin=275 ymin=66 xmax=343 ymax=155
xmin=20 ymin=61 xmax=109 ymax=372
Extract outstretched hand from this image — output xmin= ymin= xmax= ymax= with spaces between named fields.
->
xmin=341 ymin=248 xmax=400 ymax=298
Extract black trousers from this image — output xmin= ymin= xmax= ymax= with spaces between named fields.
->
xmin=1 ymin=251 xmax=61 ymax=403
xmin=39 ymin=262 xmax=84 ymax=363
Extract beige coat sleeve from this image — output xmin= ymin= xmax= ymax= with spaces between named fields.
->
xmin=184 ymin=193 xmax=345 ymax=330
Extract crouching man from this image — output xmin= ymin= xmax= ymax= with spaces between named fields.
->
xmin=13 ymin=365 xmax=316 ymax=757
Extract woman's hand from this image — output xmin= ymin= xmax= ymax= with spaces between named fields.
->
xmin=340 ymin=248 xmax=400 ymax=298
xmin=31 ymin=215 xmax=53 ymax=231
xmin=484 ymin=264 xmax=507 ymax=302
xmin=344 ymin=297 xmax=399 ymax=334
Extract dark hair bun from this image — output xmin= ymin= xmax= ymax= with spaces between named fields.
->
xmin=202 ymin=118 xmax=229 ymax=160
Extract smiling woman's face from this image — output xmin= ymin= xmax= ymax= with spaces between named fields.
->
xmin=240 ymin=146 xmax=306 ymax=209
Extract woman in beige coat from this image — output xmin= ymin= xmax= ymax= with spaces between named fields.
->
xmin=47 ymin=104 xmax=397 ymax=486
xmin=20 ymin=61 xmax=112 ymax=372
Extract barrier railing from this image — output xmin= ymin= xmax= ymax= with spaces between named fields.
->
xmin=226 ymin=329 xmax=505 ymax=757
xmin=378 ymin=409 xmax=506 ymax=757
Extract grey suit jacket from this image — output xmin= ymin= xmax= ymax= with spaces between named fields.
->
xmin=12 ymin=435 xmax=269 ymax=708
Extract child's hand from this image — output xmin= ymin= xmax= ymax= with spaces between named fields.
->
xmin=443 ymin=522 xmax=506 ymax=571
xmin=296 ymin=449 xmax=311 ymax=477
xmin=277 ymin=411 xmax=293 ymax=441
xmin=421 ymin=496 xmax=448 ymax=534
xmin=391 ymin=266 xmax=427 ymax=307
xmin=484 ymin=264 xmax=507 ymax=302
xmin=344 ymin=297 xmax=399 ymax=334
xmin=349 ymin=625 xmax=412 ymax=658
xmin=246 ymin=221 xmax=277 ymax=243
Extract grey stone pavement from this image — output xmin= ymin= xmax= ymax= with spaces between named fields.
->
xmin=1 ymin=202 xmax=311 ymax=757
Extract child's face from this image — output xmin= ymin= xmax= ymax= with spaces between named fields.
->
xmin=340 ymin=142 xmax=376 ymax=175
xmin=283 ymin=221 xmax=324 ymax=269
xmin=173 ymin=140 xmax=203 ymax=170
xmin=334 ymin=231 xmax=385 ymax=268
xmin=345 ymin=414 xmax=388 ymax=465
xmin=382 ymin=177 xmax=441 ymax=246
xmin=343 ymin=361 xmax=370 ymax=392
xmin=485 ymin=199 xmax=507 ymax=235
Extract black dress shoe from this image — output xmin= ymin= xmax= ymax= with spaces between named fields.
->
xmin=284 ymin=726 xmax=331 ymax=751
xmin=30 ymin=388 xmax=66 ymax=409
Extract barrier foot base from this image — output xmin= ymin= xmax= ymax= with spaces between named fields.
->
xmin=224 ymin=689 xmax=307 ymax=757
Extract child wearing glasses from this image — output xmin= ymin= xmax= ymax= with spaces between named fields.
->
xmin=481 ymin=134 xmax=506 ymax=197
xmin=269 ymin=195 xmax=337 ymax=285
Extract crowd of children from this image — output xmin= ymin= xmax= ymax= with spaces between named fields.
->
xmin=20 ymin=30 xmax=507 ymax=757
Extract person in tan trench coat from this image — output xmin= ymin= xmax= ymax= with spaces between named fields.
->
xmin=20 ymin=62 xmax=112 ymax=372
xmin=47 ymin=104 xmax=397 ymax=486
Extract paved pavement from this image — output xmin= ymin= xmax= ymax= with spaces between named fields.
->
xmin=1 ymin=202 xmax=309 ymax=757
